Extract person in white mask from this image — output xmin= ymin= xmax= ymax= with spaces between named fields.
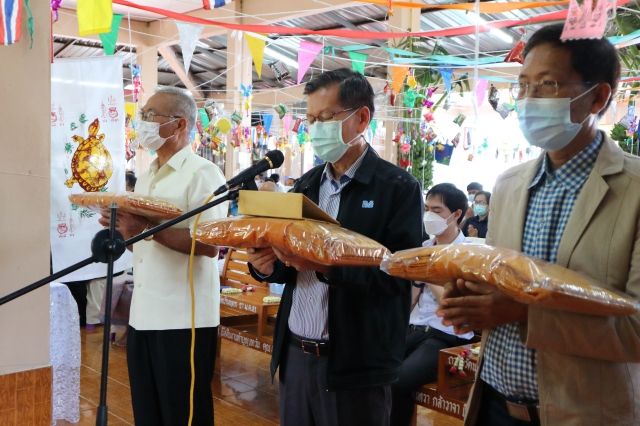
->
xmin=247 ymin=68 xmax=424 ymax=426
xmin=438 ymin=24 xmax=640 ymax=426
xmin=99 ymin=87 xmax=226 ymax=426
xmin=391 ymin=183 xmax=474 ymax=426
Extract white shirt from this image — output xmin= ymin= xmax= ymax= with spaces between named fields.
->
xmin=409 ymin=231 xmax=474 ymax=340
xmin=129 ymin=146 xmax=227 ymax=330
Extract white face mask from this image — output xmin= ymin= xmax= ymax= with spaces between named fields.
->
xmin=516 ymin=85 xmax=596 ymax=151
xmin=136 ymin=120 xmax=177 ymax=151
xmin=310 ymin=110 xmax=362 ymax=163
xmin=423 ymin=211 xmax=454 ymax=236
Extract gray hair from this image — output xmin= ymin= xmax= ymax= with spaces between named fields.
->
xmin=155 ymin=86 xmax=197 ymax=133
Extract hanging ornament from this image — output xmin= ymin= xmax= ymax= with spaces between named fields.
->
xmin=389 ymin=92 xmax=396 ymax=107
xmin=216 ymin=117 xmax=232 ymax=134
xmin=51 ymin=0 xmax=62 ymax=22
xmin=404 ymin=89 xmax=417 ymax=109
xmin=423 ymin=112 xmax=434 ymax=123
xmin=406 ymin=73 xmax=418 ymax=89
xmin=292 ymin=117 xmax=303 ymax=133
xmin=400 ymin=142 xmax=411 ymax=154
xmin=131 ymin=64 xmax=142 ymax=103
xmin=274 ymin=103 xmax=288 ymax=119
xmin=488 ymin=84 xmax=499 ymax=110
xmin=453 ymin=113 xmax=466 ymax=126
xmin=231 ymin=111 xmax=243 ymax=125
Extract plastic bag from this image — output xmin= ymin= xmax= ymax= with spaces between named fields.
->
xmin=196 ymin=216 xmax=389 ymax=267
xmin=380 ymin=244 xmax=639 ymax=316
xmin=69 ymin=192 xmax=183 ymax=221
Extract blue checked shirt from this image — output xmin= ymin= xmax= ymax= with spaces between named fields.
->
xmin=288 ymin=150 xmax=368 ymax=340
xmin=480 ymin=133 xmax=603 ymax=400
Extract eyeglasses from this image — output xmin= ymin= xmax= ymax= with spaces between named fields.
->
xmin=304 ymin=108 xmax=356 ymax=125
xmin=510 ymin=80 xmax=593 ymax=100
xmin=138 ymin=110 xmax=182 ymax=122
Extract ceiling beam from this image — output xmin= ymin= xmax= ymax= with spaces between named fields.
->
xmin=54 ymin=38 xmax=76 ymax=56
xmin=157 ymin=46 xmax=204 ymax=99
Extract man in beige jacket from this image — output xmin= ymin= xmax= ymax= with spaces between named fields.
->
xmin=438 ymin=24 xmax=640 ymax=426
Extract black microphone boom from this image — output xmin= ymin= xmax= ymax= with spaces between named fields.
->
xmin=214 ymin=150 xmax=284 ymax=195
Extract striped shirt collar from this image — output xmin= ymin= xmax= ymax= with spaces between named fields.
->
xmin=321 ymin=145 xmax=368 ymax=189
xmin=529 ymin=131 xmax=603 ymax=192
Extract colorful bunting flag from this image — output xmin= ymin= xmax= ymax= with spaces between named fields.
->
xmin=475 ymin=79 xmax=489 ymax=107
xmin=435 ymin=143 xmax=454 ymax=165
xmin=349 ymin=51 xmax=368 ymax=75
xmin=0 ymin=0 xmax=23 ymax=45
xmin=297 ymin=40 xmax=323 ymax=84
xmin=262 ymin=113 xmax=273 ymax=134
xmin=77 ymin=0 xmax=113 ymax=36
xmin=99 ymin=14 xmax=123 ymax=55
xmin=561 ymin=0 xmax=614 ymax=41
xmin=245 ymin=33 xmax=266 ymax=78
xmin=440 ymin=68 xmax=453 ymax=92
xmin=176 ymin=22 xmax=203 ymax=73
xmin=389 ymin=65 xmax=409 ymax=93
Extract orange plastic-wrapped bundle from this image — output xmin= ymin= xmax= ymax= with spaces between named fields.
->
xmin=69 ymin=192 xmax=183 ymax=221
xmin=380 ymin=244 xmax=639 ymax=316
xmin=196 ymin=216 xmax=389 ymax=267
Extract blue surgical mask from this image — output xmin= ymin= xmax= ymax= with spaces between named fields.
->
xmin=310 ymin=110 xmax=361 ymax=163
xmin=516 ymin=85 xmax=596 ymax=151
xmin=473 ymin=204 xmax=488 ymax=217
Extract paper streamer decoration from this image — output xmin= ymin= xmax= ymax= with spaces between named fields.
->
xmin=99 ymin=14 xmax=123 ymax=56
xmin=561 ymin=0 xmax=614 ymax=41
xmin=115 ymin=0 xmax=619 ymax=40
xmin=245 ymin=33 xmax=266 ymax=78
xmin=349 ymin=51 xmax=368 ymax=75
xmin=0 ymin=0 xmax=22 ymax=45
xmin=77 ymin=0 xmax=113 ymax=36
xmin=176 ymin=22 xmax=204 ymax=73
xmin=297 ymin=40 xmax=323 ymax=84
xmin=262 ymin=113 xmax=273 ymax=134
xmin=475 ymin=79 xmax=489 ymax=107
xmin=440 ymin=68 xmax=453 ymax=92
xmin=25 ymin=0 xmax=34 ymax=48
xmin=51 ymin=0 xmax=63 ymax=22
xmin=390 ymin=66 xmax=410 ymax=92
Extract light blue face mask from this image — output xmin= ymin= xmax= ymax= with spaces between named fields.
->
xmin=309 ymin=110 xmax=361 ymax=163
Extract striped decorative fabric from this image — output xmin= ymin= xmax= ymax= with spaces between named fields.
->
xmin=202 ymin=0 xmax=233 ymax=9
xmin=0 ymin=0 xmax=22 ymax=45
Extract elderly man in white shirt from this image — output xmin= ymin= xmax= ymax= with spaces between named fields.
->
xmin=100 ymin=87 xmax=226 ymax=426
xmin=390 ymin=183 xmax=475 ymax=426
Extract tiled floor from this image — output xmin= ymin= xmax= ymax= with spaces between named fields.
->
xmin=61 ymin=328 xmax=462 ymax=426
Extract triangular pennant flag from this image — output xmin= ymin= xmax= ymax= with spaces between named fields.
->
xmin=349 ymin=52 xmax=368 ymax=75
xmin=297 ymin=40 xmax=323 ymax=84
xmin=475 ymin=79 xmax=489 ymax=107
xmin=77 ymin=0 xmax=113 ymax=36
xmin=262 ymin=113 xmax=274 ymax=134
xmin=176 ymin=22 xmax=204 ymax=73
xmin=283 ymin=114 xmax=293 ymax=133
xmin=390 ymin=65 xmax=410 ymax=93
xmin=245 ymin=33 xmax=266 ymax=78
xmin=440 ymin=68 xmax=453 ymax=92
xmin=99 ymin=14 xmax=122 ymax=55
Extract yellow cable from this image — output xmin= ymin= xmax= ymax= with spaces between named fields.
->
xmin=187 ymin=193 xmax=215 ymax=426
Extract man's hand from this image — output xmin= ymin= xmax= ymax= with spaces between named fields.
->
xmin=467 ymin=224 xmax=478 ymax=238
xmin=436 ymin=279 xmax=528 ymax=335
xmin=247 ymin=248 xmax=278 ymax=276
xmin=272 ymin=247 xmax=330 ymax=275
xmin=99 ymin=210 xmax=149 ymax=240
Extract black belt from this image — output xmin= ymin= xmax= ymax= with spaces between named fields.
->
xmin=408 ymin=324 xmax=430 ymax=333
xmin=289 ymin=333 xmax=329 ymax=356
xmin=483 ymin=382 xmax=540 ymax=423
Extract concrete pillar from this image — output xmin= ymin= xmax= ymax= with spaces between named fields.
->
xmin=134 ymin=41 xmax=159 ymax=176
xmin=224 ymin=31 xmax=253 ymax=179
xmin=0 ymin=0 xmax=53 ymax=421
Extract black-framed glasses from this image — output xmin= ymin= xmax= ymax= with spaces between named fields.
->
xmin=304 ymin=107 xmax=356 ymax=125
xmin=510 ymin=80 xmax=593 ymax=100
xmin=138 ymin=110 xmax=182 ymax=122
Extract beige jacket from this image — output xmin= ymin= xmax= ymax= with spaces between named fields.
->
xmin=465 ymin=136 xmax=640 ymax=426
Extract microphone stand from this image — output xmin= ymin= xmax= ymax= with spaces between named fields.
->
xmin=0 ymin=186 xmax=244 ymax=426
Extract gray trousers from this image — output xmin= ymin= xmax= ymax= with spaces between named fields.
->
xmin=279 ymin=342 xmax=392 ymax=426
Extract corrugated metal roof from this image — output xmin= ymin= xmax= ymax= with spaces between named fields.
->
xmin=52 ymin=1 xmax=576 ymax=94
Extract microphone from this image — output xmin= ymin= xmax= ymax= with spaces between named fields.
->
xmin=214 ymin=150 xmax=284 ymax=195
